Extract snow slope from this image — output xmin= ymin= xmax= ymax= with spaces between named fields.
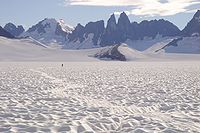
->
xmin=144 ymin=38 xmax=174 ymax=54
xmin=144 ymin=37 xmax=200 ymax=54
xmin=1 ymin=36 xmax=200 ymax=62
xmin=0 ymin=37 xmax=149 ymax=62
xmin=0 ymin=37 xmax=98 ymax=62
xmin=94 ymin=44 xmax=147 ymax=61
xmin=125 ymin=37 xmax=171 ymax=51
xmin=58 ymin=19 xmax=74 ymax=33
xmin=118 ymin=44 xmax=147 ymax=61
xmin=165 ymin=37 xmax=200 ymax=54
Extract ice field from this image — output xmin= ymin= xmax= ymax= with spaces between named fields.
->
xmin=0 ymin=62 xmax=200 ymax=132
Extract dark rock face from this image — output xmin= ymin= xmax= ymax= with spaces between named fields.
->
xmin=117 ymin=12 xmax=132 ymax=42
xmin=0 ymin=26 xmax=15 ymax=38
xmin=68 ymin=23 xmax=85 ymax=43
xmin=68 ymin=21 xmax=104 ymax=45
xmin=68 ymin=12 xmax=181 ymax=47
xmin=129 ymin=22 xmax=139 ymax=40
xmin=84 ymin=20 xmax=104 ymax=45
xmin=4 ymin=23 xmax=24 ymax=37
xmin=135 ymin=19 xmax=181 ymax=40
xmin=97 ymin=13 xmax=180 ymax=46
xmin=95 ymin=44 xmax=126 ymax=61
xmin=100 ymin=12 xmax=132 ymax=46
xmin=182 ymin=10 xmax=200 ymax=36
xmin=100 ymin=14 xmax=120 ymax=46
xmin=100 ymin=13 xmax=180 ymax=46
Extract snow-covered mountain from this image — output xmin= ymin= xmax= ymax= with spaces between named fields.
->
xmin=20 ymin=18 xmax=73 ymax=47
xmin=15 ymin=11 xmax=200 ymax=51
xmin=4 ymin=23 xmax=24 ymax=37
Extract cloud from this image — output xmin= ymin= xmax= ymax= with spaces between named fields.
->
xmin=64 ymin=0 xmax=200 ymax=16
xmin=65 ymin=0 xmax=144 ymax=6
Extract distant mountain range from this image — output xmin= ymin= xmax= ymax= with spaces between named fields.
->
xmin=1 ymin=10 xmax=200 ymax=50
xmin=70 ymin=12 xmax=181 ymax=48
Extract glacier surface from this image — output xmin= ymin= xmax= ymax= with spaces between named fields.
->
xmin=0 ymin=62 xmax=200 ymax=132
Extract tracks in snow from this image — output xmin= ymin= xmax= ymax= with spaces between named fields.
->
xmin=29 ymin=68 xmax=164 ymax=118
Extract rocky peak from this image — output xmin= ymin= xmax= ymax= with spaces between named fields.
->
xmin=118 ymin=12 xmax=131 ymax=27
xmin=182 ymin=10 xmax=200 ymax=36
xmin=117 ymin=12 xmax=131 ymax=41
xmin=0 ymin=26 xmax=15 ymax=38
xmin=26 ymin=18 xmax=72 ymax=36
xmin=20 ymin=18 xmax=72 ymax=45
xmin=193 ymin=10 xmax=200 ymax=23
xmin=26 ymin=18 xmax=56 ymax=34
xmin=68 ymin=21 xmax=105 ymax=45
xmin=100 ymin=14 xmax=120 ymax=46
xmin=4 ymin=23 xmax=24 ymax=37
xmin=84 ymin=20 xmax=104 ymax=45
xmin=68 ymin=23 xmax=85 ymax=43
xmin=106 ymin=14 xmax=117 ymax=31
xmin=76 ymin=23 xmax=85 ymax=32
xmin=194 ymin=10 xmax=200 ymax=18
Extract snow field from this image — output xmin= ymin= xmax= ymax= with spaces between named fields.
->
xmin=0 ymin=62 xmax=200 ymax=132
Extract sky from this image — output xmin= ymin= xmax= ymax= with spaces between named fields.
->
xmin=0 ymin=0 xmax=199 ymax=30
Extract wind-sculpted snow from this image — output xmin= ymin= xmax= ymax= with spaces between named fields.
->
xmin=0 ymin=62 xmax=200 ymax=132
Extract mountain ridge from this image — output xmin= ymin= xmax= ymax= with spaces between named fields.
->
xmin=67 ymin=12 xmax=181 ymax=48
xmin=0 ymin=10 xmax=199 ymax=51
xmin=182 ymin=10 xmax=200 ymax=37
xmin=19 ymin=18 xmax=73 ymax=46
xmin=4 ymin=23 xmax=24 ymax=37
